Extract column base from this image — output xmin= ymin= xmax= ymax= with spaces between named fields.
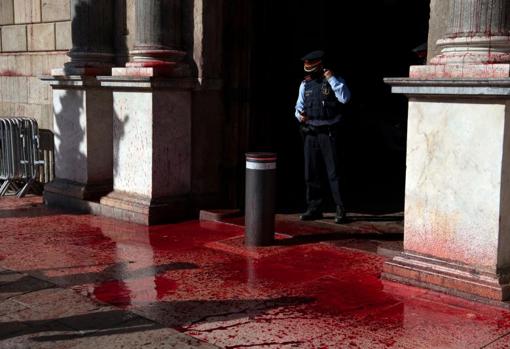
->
xmin=430 ymin=36 xmax=510 ymax=65
xmin=111 ymin=63 xmax=192 ymax=78
xmin=410 ymin=64 xmax=510 ymax=79
xmin=52 ymin=67 xmax=112 ymax=77
xmin=100 ymin=191 xmax=193 ymax=225
xmin=44 ymin=178 xmax=112 ymax=201
xmin=382 ymin=252 xmax=510 ymax=302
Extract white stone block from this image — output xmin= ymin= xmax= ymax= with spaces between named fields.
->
xmin=28 ymin=76 xmax=51 ymax=104
xmin=111 ymin=89 xmax=192 ymax=198
xmin=405 ymin=100 xmax=509 ymax=270
xmin=1 ymin=25 xmax=27 ymax=52
xmin=112 ymin=91 xmax=153 ymax=197
xmin=0 ymin=53 xmax=16 ymax=71
xmin=14 ymin=53 xmax=30 ymax=75
xmin=41 ymin=0 xmax=70 ymax=22
xmin=14 ymin=0 xmax=41 ymax=24
xmin=30 ymin=52 xmax=69 ymax=75
xmin=55 ymin=20 xmax=71 ymax=50
xmin=0 ymin=76 xmax=28 ymax=102
xmin=0 ymin=0 xmax=14 ymax=25
xmin=53 ymin=86 xmax=113 ymax=184
xmin=28 ymin=23 xmax=55 ymax=51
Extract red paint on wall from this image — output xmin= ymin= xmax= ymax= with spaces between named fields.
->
xmin=0 ymin=70 xmax=23 ymax=76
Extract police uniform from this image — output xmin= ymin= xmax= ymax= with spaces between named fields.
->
xmin=294 ymin=50 xmax=351 ymax=223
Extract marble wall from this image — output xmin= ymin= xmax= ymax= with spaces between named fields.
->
xmin=405 ymin=99 xmax=510 ymax=271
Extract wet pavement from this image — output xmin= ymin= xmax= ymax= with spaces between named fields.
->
xmin=1 ymin=197 xmax=510 ymax=348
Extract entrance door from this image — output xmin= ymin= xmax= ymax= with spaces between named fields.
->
xmin=224 ymin=0 xmax=430 ymax=213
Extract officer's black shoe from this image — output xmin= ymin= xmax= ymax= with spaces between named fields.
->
xmin=335 ymin=206 xmax=347 ymax=224
xmin=300 ymin=210 xmax=323 ymax=221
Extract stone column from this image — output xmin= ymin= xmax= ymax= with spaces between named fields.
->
xmin=120 ymin=0 xmax=186 ymax=76
xmin=383 ymin=0 xmax=510 ymax=303
xmin=61 ymin=0 xmax=115 ymax=76
xmin=413 ymin=0 xmax=510 ymax=78
xmin=98 ymin=0 xmax=194 ymax=225
xmin=43 ymin=0 xmax=115 ymax=207
xmin=432 ymin=0 xmax=510 ymax=64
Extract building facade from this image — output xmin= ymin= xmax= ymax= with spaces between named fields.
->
xmin=0 ymin=0 xmax=433 ymax=215
xmin=3 ymin=0 xmax=510 ymax=303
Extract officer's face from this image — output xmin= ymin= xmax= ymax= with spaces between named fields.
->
xmin=304 ymin=60 xmax=322 ymax=73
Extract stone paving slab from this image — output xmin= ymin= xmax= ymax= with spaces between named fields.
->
xmin=0 ymin=273 xmax=54 ymax=302
xmin=0 ymin=265 xmax=217 ymax=348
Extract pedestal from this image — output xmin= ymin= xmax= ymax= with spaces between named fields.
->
xmin=41 ymin=76 xmax=113 ymax=202
xmin=98 ymin=72 xmax=196 ymax=225
xmin=383 ymin=78 xmax=510 ymax=302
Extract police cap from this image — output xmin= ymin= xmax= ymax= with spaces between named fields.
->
xmin=301 ymin=50 xmax=325 ymax=61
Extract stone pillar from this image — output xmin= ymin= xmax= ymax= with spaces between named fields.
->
xmin=62 ymin=0 xmax=115 ymax=76
xmin=432 ymin=0 xmax=510 ymax=64
xmin=43 ymin=0 xmax=115 ymax=206
xmin=382 ymin=80 xmax=510 ymax=303
xmin=97 ymin=78 xmax=195 ymax=225
xmin=413 ymin=0 xmax=510 ymax=78
xmin=42 ymin=77 xmax=113 ymax=203
xmin=98 ymin=0 xmax=194 ymax=225
xmin=383 ymin=0 xmax=510 ymax=303
xmin=121 ymin=0 xmax=186 ymax=76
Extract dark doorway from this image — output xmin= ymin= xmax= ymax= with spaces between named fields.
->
xmin=224 ymin=0 xmax=430 ymax=213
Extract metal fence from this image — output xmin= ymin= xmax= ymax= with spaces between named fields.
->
xmin=0 ymin=117 xmax=49 ymax=197
xmin=38 ymin=129 xmax=54 ymax=184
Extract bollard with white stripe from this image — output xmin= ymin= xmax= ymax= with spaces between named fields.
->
xmin=245 ymin=152 xmax=277 ymax=246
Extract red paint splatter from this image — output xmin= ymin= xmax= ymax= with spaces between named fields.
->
xmin=93 ymin=276 xmax=178 ymax=308
xmin=93 ymin=279 xmax=131 ymax=307
xmin=0 ymin=70 xmax=24 ymax=77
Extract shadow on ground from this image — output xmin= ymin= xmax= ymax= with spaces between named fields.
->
xmin=1 ymin=297 xmax=314 ymax=342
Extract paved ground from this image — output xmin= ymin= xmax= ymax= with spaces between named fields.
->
xmin=1 ymin=197 xmax=510 ymax=348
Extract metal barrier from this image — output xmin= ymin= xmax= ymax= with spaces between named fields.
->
xmin=0 ymin=117 xmax=45 ymax=197
xmin=38 ymin=129 xmax=54 ymax=184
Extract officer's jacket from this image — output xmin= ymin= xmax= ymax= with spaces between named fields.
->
xmin=303 ymin=78 xmax=341 ymax=120
xmin=295 ymin=75 xmax=351 ymax=125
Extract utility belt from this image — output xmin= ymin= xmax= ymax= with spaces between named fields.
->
xmin=300 ymin=123 xmax=336 ymax=136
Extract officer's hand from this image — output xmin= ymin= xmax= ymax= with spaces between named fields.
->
xmin=323 ymin=69 xmax=333 ymax=79
xmin=299 ymin=114 xmax=308 ymax=123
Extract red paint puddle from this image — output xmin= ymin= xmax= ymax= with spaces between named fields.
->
xmin=146 ymin=222 xmax=244 ymax=252
xmin=222 ymin=216 xmax=334 ymax=236
xmin=93 ymin=275 xmax=178 ymax=308
xmin=93 ymin=279 xmax=132 ymax=307
xmin=218 ymin=245 xmax=384 ymax=288
xmin=307 ymin=276 xmax=397 ymax=316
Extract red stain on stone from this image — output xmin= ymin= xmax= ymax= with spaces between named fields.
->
xmin=0 ymin=70 xmax=23 ymax=76
xmin=155 ymin=276 xmax=179 ymax=298
xmin=93 ymin=279 xmax=132 ymax=307
xmin=305 ymin=275 xmax=398 ymax=316
xmin=93 ymin=275 xmax=178 ymax=308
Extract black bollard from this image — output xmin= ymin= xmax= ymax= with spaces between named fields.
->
xmin=244 ymin=152 xmax=277 ymax=246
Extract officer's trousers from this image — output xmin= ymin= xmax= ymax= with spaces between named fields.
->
xmin=303 ymin=126 xmax=343 ymax=212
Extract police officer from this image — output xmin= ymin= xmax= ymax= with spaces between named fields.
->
xmin=295 ymin=50 xmax=351 ymax=223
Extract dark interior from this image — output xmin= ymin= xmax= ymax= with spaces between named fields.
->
xmin=224 ymin=0 xmax=430 ymax=213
